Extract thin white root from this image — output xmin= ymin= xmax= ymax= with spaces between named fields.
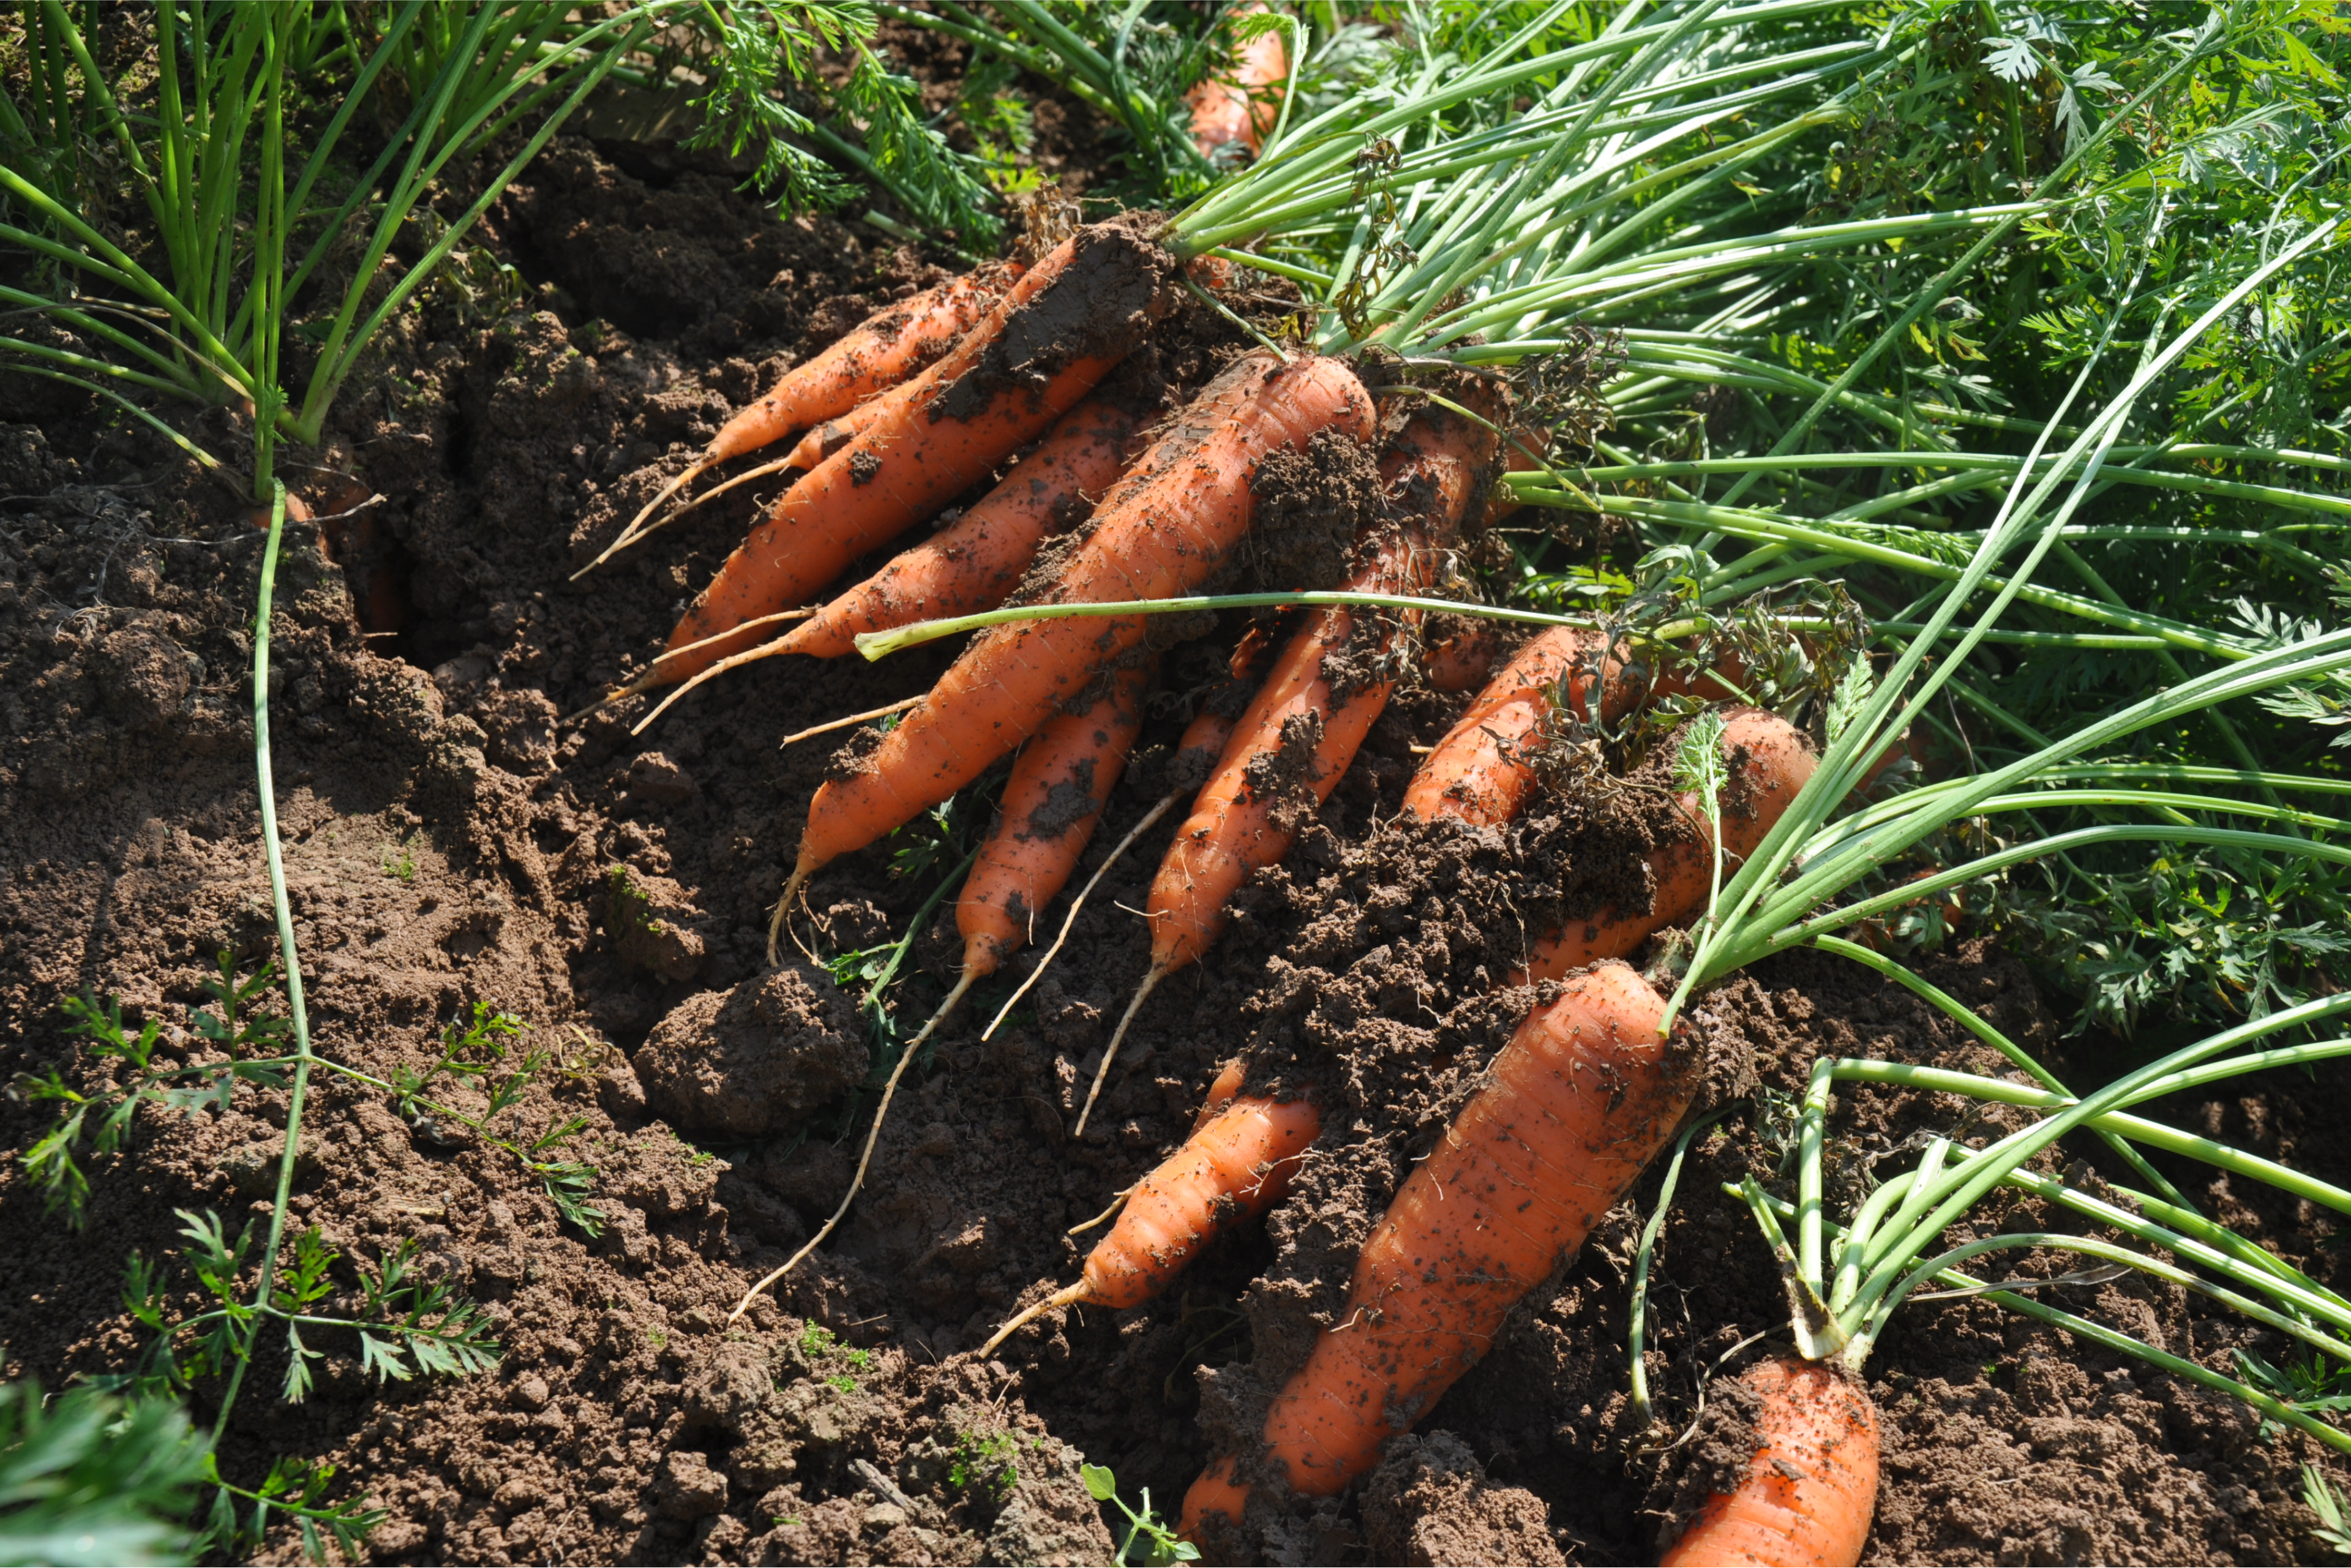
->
xmin=572 ymin=459 xmax=706 ymax=580
xmin=978 ymin=1280 xmax=1089 ymax=1359
xmin=656 ymin=451 xmax=807 ymax=530
xmin=780 ymin=694 xmax=921 ymax=749
xmin=560 ymin=607 xmax=815 ymax=726
xmin=767 ymin=865 xmax=812 ymax=968
xmin=1073 ymin=966 xmax=1163 ymax=1139
xmin=631 ymin=618 xmax=818 ymax=736
xmin=1066 ymin=1187 xmax=1132 ymax=1237
xmin=729 ymin=970 xmax=976 ymax=1324
xmin=983 ymin=793 xmax=1178 ymax=1041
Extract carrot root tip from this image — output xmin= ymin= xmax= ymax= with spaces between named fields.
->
xmin=978 ymin=1280 xmax=1089 ymax=1359
xmin=1072 ymin=966 xmax=1164 ymax=1140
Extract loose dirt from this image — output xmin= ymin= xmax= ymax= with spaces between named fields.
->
xmin=4 ymin=122 xmax=2349 ymax=1568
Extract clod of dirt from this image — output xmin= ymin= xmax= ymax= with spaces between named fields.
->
xmin=633 ymin=965 xmax=866 ymax=1138
xmin=929 ymin=221 xmax=1179 ymax=424
xmin=1362 ymin=1431 xmax=1568 ymax=1567
xmin=214 ymin=1131 xmax=321 ymax=1199
xmin=1239 ymin=426 xmax=1387 ymax=595
xmin=1644 ymin=1362 xmax=1769 ymax=1555
xmin=92 ymin=621 xmax=198 ymax=729
xmin=604 ymin=863 xmax=707 ymax=982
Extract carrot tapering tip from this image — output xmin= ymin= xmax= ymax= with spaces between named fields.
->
xmin=574 ymin=460 xmax=706 ymax=580
xmin=1073 ymin=965 xmax=1164 ymax=1139
xmin=979 ymin=1279 xmax=1089 ymax=1359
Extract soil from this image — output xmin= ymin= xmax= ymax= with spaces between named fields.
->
xmin=4 ymin=107 xmax=2350 ymax=1568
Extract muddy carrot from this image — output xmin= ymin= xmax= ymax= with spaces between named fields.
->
xmin=1188 ymin=2 xmax=1288 ymax=156
xmin=1400 ymin=631 xmax=1747 ymax=828
xmin=592 ymin=268 xmax=1014 ymax=569
xmin=1422 ymin=619 xmax=1501 ymax=692
xmin=958 ymin=661 xmax=1153 ymax=981
xmin=1519 ymin=708 xmax=1818 ymax=982
xmin=1180 ymin=959 xmax=1698 ymax=1529
xmin=663 ymin=225 xmax=1180 ymax=683
xmin=980 ymin=1092 xmax=1321 ymax=1356
xmin=779 ymin=399 xmax=1149 ymax=660
xmin=1479 ymin=426 xmax=1549 ymax=528
xmin=1078 ymin=394 xmax=1502 ymax=1135
xmin=733 ymin=662 xmax=1152 ymax=1315
xmin=771 ymin=351 xmax=1374 ymax=960
xmin=1657 ymin=1357 xmax=1880 ymax=1567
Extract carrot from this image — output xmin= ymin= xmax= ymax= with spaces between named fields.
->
xmin=957 ymin=660 xmax=1153 ymax=981
xmin=1193 ymin=1057 xmax=1250 ymax=1133
xmin=1657 ymin=1357 xmax=1880 ymax=1567
xmin=1479 ymin=426 xmax=1548 ymax=528
xmin=1520 ymin=708 xmax=1819 ymax=983
xmin=590 ymin=268 xmax=1014 ymax=570
xmin=1422 ymin=618 xmax=1501 ymax=692
xmin=1176 ymin=959 xmax=1697 ymax=1533
xmin=733 ymin=662 xmax=1153 ymax=1318
xmin=1400 ymin=630 xmax=1749 ymax=827
xmin=664 ymin=225 xmax=1180 ymax=684
xmin=1188 ymin=2 xmax=1288 ymax=156
xmin=1077 ymin=395 xmax=1501 ymax=1135
xmin=778 ymin=398 xmax=1149 ymax=660
xmin=771 ymin=350 xmax=1374 ymax=959
xmin=979 ymin=1091 xmax=1321 ymax=1356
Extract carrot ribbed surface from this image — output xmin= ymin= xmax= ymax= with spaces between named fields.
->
xmin=1256 ymin=961 xmax=1696 ymax=1495
xmin=784 ymin=399 xmax=1145 ymax=659
xmin=789 ymin=351 xmax=1370 ymax=882
xmin=1658 ymin=1357 xmax=1880 ymax=1567
xmin=1084 ymin=1097 xmax=1321 ymax=1308
xmin=956 ymin=661 xmax=1150 ymax=977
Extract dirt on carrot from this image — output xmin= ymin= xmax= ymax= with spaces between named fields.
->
xmin=7 ymin=125 xmax=2350 ymax=1568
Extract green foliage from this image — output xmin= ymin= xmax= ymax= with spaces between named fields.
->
xmin=1081 ymin=1463 xmax=1198 ymax=1567
xmin=686 ymin=1 xmax=1000 ymax=244
xmin=0 ymin=1381 xmax=208 ymax=1567
xmin=2306 ymin=1465 xmax=2351 ymax=1557
xmin=390 ymin=1002 xmax=607 ymax=1235
xmin=947 ymin=1431 xmax=1018 ymax=1501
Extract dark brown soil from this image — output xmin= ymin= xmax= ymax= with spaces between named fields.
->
xmin=4 ymin=121 xmax=2349 ymax=1568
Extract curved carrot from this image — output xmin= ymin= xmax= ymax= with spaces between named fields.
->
xmin=666 ymin=226 xmax=1180 ymax=683
xmin=773 ymin=351 xmax=1373 ymax=954
xmin=980 ymin=1093 xmax=1321 ymax=1355
xmin=1188 ymin=2 xmax=1288 ymax=156
xmin=781 ymin=399 xmax=1149 ymax=660
xmin=1193 ymin=1057 xmax=1250 ymax=1133
xmin=1520 ymin=708 xmax=1818 ymax=982
xmin=1179 ymin=960 xmax=1697 ymax=1526
xmin=593 ymin=268 xmax=1015 ymax=568
xmin=1657 ymin=1357 xmax=1880 ymax=1567
xmin=958 ymin=661 xmax=1153 ymax=980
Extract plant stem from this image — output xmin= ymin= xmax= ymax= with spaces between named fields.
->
xmin=211 ymin=478 xmax=315 ymax=1449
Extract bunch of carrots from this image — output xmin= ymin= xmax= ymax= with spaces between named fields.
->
xmin=555 ymin=5 xmax=2135 ymax=1560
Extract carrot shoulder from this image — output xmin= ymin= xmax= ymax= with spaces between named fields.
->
xmin=1658 ymin=1357 xmax=1880 ymax=1568
xmin=785 ymin=352 xmax=1372 ymax=893
xmin=782 ymin=398 xmax=1148 ymax=660
xmin=665 ymin=225 xmax=1179 ymax=682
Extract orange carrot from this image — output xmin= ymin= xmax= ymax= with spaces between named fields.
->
xmin=1657 ymin=1358 xmax=1880 ymax=1567
xmin=773 ymin=351 xmax=1373 ymax=956
xmin=1520 ymin=708 xmax=1818 ymax=982
xmin=1400 ymin=630 xmax=1747 ymax=828
xmin=1422 ymin=619 xmax=1501 ymax=692
xmin=1076 ymin=397 xmax=1502 ymax=1133
xmin=779 ymin=399 xmax=1149 ymax=660
xmin=1188 ymin=2 xmax=1288 ymax=156
xmin=665 ymin=226 xmax=1180 ymax=683
xmin=1479 ymin=426 xmax=1548 ymax=528
xmin=1193 ymin=1057 xmax=1249 ymax=1133
xmin=594 ymin=268 xmax=1015 ymax=567
xmin=980 ymin=1092 xmax=1321 ymax=1356
xmin=1177 ymin=960 xmax=1697 ymax=1532
xmin=958 ymin=661 xmax=1153 ymax=980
